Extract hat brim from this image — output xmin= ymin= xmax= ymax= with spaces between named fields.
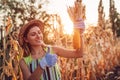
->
xmin=18 ymin=19 xmax=44 ymax=47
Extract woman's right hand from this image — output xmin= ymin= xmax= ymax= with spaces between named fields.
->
xmin=39 ymin=53 xmax=58 ymax=69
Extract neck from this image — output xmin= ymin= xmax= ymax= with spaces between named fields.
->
xmin=30 ymin=46 xmax=45 ymax=59
xmin=31 ymin=46 xmax=43 ymax=55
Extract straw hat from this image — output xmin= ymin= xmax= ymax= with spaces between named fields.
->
xmin=18 ymin=19 xmax=44 ymax=47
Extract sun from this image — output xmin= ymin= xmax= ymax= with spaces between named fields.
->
xmin=61 ymin=16 xmax=74 ymax=35
xmin=57 ymin=9 xmax=74 ymax=35
xmin=59 ymin=0 xmax=75 ymax=35
xmin=47 ymin=0 xmax=75 ymax=35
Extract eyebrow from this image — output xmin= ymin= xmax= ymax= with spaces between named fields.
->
xmin=29 ymin=29 xmax=41 ymax=34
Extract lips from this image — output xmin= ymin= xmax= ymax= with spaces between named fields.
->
xmin=36 ymin=40 xmax=42 ymax=43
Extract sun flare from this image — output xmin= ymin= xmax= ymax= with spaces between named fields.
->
xmin=47 ymin=0 xmax=75 ymax=35
xmin=62 ymin=17 xmax=74 ymax=35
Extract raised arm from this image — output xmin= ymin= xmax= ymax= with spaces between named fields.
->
xmin=51 ymin=44 xmax=83 ymax=58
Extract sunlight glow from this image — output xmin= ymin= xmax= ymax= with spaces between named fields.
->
xmin=63 ymin=20 xmax=73 ymax=34
xmin=46 ymin=0 xmax=120 ymax=34
xmin=46 ymin=0 xmax=74 ymax=35
xmin=82 ymin=0 xmax=120 ymax=25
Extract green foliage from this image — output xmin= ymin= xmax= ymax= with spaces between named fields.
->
xmin=109 ymin=0 xmax=120 ymax=37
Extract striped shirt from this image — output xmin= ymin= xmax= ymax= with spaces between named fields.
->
xmin=23 ymin=47 xmax=61 ymax=80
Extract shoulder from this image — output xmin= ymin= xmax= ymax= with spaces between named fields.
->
xmin=19 ymin=56 xmax=32 ymax=66
xmin=19 ymin=55 xmax=31 ymax=66
xmin=19 ymin=58 xmax=30 ymax=72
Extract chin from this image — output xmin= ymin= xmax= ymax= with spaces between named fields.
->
xmin=35 ymin=43 xmax=42 ymax=45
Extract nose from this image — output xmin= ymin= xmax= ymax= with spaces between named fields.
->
xmin=36 ymin=33 xmax=42 ymax=39
xmin=37 ymin=34 xmax=41 ymax=37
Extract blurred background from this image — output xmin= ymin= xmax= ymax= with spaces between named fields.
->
xmin=0 ymin=0 xmax=120 ymax=80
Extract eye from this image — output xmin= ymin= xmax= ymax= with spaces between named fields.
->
xmin=30 ymin=32 xmax=36 ymax=36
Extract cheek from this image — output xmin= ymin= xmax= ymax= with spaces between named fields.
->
xmin=25 ymin=36 xmax=35 ymax=43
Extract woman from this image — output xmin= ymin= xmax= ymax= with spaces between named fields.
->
xmin=18 ymin=19 xmax=84 ymax=80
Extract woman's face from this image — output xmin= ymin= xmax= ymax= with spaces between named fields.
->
xmin=24 ymin=26 xmax=43 ymax=46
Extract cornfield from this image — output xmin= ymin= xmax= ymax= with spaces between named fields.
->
xmin=0 ymin=22 xmax=120 ymax=80
xmin=0 ymin=0 xmax=120 ymax=80
xmin=58 ymin=25 xmax=120 ymax=80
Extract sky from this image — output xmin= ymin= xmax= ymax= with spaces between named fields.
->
xmin=46 ymin=0 xmax=120 ymax=25
xmin=1 ymin=0 xmax=119 ymax=34
xmin=44 ymin=0 xmax=120 ymax=33
xmin=82 ymin=0 xmax=120 ymax=25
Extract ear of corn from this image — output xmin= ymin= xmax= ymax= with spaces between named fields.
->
xmin=67 ymin=0 xmax=85 ymax=49
xmin=73 ymin=28 xmax=81 ymax=49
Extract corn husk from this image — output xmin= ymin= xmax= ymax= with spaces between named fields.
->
xmin=67 ymin=0 xmax=85 ymax=49
xmin=67 ymin=1 xmax=85 ymax=22
xmin=73 ymin=28 xmax=81 ymax=49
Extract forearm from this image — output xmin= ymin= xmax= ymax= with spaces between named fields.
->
xmin=77 ymin=30 xmax=84 ymax=57
xmin=53 ymin=46 xmax=83 ymax=58
xmin=20 ymin=59 xmax=44 ymax=80
xmin=27 ymin=66 xmax=43 ymax=80
xmin=72 ymin=29 xmax=84 ymax=58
